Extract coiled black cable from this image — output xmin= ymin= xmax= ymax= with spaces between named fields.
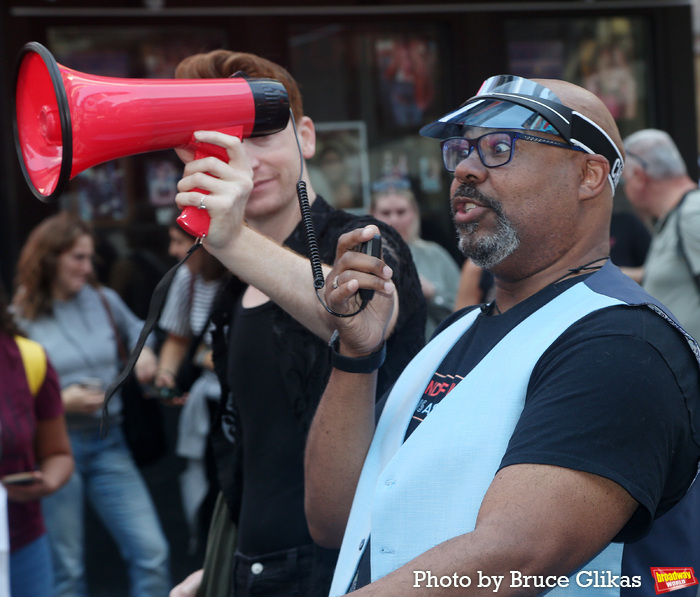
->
xmin=296 ymin=179 xmax=325 ymax=290
xmin=290 ymin=111 xmax=368 ymax=317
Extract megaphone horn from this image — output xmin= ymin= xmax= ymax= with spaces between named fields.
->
xmin=14 ymin=42 xmax=290 ymax=237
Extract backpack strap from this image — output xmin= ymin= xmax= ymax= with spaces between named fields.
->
xmin=15 ymin=335 xmax=47 ymax=397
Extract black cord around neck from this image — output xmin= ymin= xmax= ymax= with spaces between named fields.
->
xmin=551 ymin=256 xmax=609 ymax=285
xmin=481 ymin=256 xmax=610 ymax=317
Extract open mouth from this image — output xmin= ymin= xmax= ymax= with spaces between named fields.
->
xmin=453 ymin=197 xmax=488 ymax=222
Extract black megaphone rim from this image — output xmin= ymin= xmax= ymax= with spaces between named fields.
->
xmin=14 ymin=41 xmax=73 ymax=203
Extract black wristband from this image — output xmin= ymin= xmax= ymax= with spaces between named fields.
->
xmin=329 ymin=330 xmax=386 ymax=374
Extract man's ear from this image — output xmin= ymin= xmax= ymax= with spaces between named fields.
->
xmin=579 ymin=155 xmax=609 ymax=200
xmin=297 ymin=116 xmax=316 ymax=160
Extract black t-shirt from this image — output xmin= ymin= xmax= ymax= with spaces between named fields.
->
xmin=501 ymin=307 xmax=699 ymax=534
xmin=210 ymin=196 xmax=427 ymax=558
xmin=356 ymin=274 xmax=700 ymax=588
xmin=229 ymin=300 xmax=314 ymax=553
xmin=405 ymin=275 xmax=699 ymax=535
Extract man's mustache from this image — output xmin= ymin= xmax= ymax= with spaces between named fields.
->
xmin=451 ymin=184 xmax=501 ymax=214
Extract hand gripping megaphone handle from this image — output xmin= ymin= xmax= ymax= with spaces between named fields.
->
xmin=176 ymin=126 xmax=244 ymax=238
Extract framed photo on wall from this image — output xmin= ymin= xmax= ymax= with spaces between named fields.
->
xmin=308 ymin=121 xmax=371 ymax=213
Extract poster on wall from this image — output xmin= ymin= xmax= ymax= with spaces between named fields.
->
xmin=375 ymin=34 xmax=440 ymax=131
xmin=307 ymin=121 xmax=371 ymax=213
xmin=505 ymin=16 xmax=649 ymax=138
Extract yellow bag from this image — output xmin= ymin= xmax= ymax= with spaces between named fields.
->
xmin=15 ymin=336 xmax=47 ymax=396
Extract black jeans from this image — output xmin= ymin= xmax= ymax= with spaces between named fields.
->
xmin=232 ymin=544 xmax=338 ymax=597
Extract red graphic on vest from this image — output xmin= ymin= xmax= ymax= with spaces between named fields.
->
xmin=412 ymin=374 xmax=461 ymax=425
xmin=650 ymin=567 xmax=699 ymax=594
xmin=424 ymin=379 xmax=457 ymax=397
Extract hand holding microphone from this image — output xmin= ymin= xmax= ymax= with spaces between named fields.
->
xmin=324 ymin=225 xmax=397 ymax=359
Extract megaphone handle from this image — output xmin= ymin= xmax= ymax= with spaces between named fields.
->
xmin=176 ymin=128 xmax=244 ymax=238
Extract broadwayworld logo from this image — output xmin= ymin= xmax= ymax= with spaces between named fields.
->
xmin=650 ymin=567 xmax=699 ymax=594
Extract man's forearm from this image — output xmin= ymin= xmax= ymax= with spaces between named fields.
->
xmin=345 ymin=463 xmax=638 ymax=596
xmin=348 ymin=532 xmax=521 ymax=597
xmin=305 ymin=367 xmax=378 ymax=548
xmin=156 ymin=336 xmax=188 ymax=383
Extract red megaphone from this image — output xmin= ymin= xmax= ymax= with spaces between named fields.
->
xmin=14 ymin=41 xmax=290 ymax=237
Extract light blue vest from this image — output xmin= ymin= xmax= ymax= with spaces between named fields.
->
xmin=330 ymin=264 xmax=699 ymax=596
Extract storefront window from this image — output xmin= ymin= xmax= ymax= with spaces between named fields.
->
xmin=290 ymin=23 xmax=451 ymax=214
xmin=505 ymin=15 xmax=651 ymax=138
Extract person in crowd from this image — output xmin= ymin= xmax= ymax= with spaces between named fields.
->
xmin=155 ymin=222 xmax=229 ymax=554
xmin=370 ymin=181 xmax=460 ymax=340
xmin=12 ymin=212 xmax=170 ymax=597
xmin=317 ymin=145 xmax=358 ymax=210
xmin=0 ymin=285 xmax=73 ymax=597
xmin=622 ymin=128 xmax=700 ymax=340
xmin=617 ymin=128 xmax=700 ymax=596
xmin=168 ymin=49 xmax=425 ymax=597
xmin=302 ymin=75 xmax=700 ymax=596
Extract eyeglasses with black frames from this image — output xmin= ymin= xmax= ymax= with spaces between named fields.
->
xmin=440 ymin=131 xmax=586 ymax=172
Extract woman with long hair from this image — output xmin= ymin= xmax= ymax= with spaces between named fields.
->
xmin=12 ymin=211 xmax=170 ymax=597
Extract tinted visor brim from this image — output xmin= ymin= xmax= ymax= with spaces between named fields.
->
xmin=419 ymin=98 xmax=562 ymax=140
